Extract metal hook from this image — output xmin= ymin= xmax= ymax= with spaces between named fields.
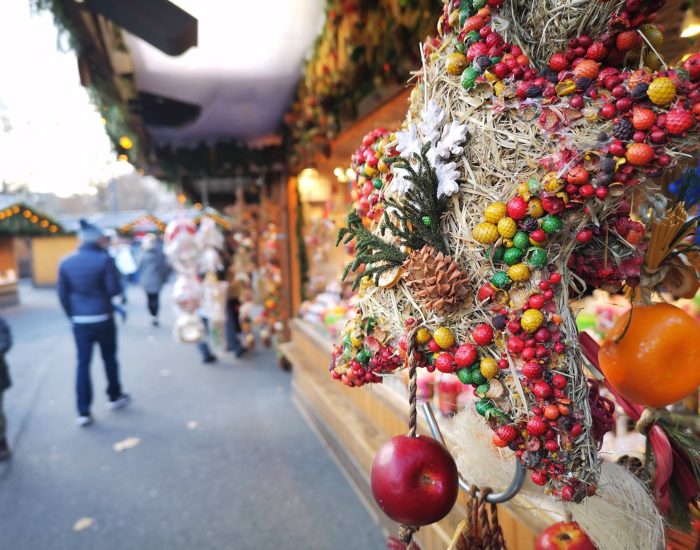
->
xmin=421 ymin=401 xmax=526 ymax=504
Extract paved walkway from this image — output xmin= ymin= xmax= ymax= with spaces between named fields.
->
xmin=0 ymin=285 xmax=385 ymax=550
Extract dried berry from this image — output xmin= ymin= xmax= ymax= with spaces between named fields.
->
xmin=612 ymin=118 xmax=634 ymax=140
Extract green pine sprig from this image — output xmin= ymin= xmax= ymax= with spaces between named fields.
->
xmin=380 ymin=143 xmax=449 ymax=255
xmin=337 ymin=212 xmax=406 ymax=290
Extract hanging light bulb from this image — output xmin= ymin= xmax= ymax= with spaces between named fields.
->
xmin=681 ymin=6 xmax=700 ymax=38
xmin=119 ymin=136 xmax=134 ymax=150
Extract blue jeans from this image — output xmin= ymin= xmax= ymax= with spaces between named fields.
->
xmin=225 ymin=298 xmax=242 ymax=354
xmin=73 ymin=319 xmax=122 ymax=415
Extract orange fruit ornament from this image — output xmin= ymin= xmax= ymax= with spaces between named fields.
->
xmin=598 ymin=303 xmax=700 ymax=407
xmin=626 ymin=143 xmax=655 ymax=166
xmin=573 ymin=60 xmax=600 ymax=79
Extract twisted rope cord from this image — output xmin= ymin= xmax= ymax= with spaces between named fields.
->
xmin=406 ymin=324 xmax=419 ymax=439
xmin=399 ymin=324 xmax=421 ymax=549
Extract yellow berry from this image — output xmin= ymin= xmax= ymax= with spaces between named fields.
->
xmin=497 ymin=217 xmax=517 ymax=239
xmin=543 ymin=172 xmax=563 ymax=193
xmin=517 ymin=182 xmax=531 ymax=200
xmin=350 ymin=332 xmax=363 ymax=348
xmin=480 ymin=357 xmax=499 ymax=379
xmin=508 ymin=263 xmax=531 ymax=282
xmin=433 ymin=327 xmax=455 ymax=349
xmin=473 ymin=222 xmax=499 ymax=244
xmin=521 ymin=309 xmax=544 ymax=333
xmin=648 ymin=77 xmax=676 ymax=106
xmin=416 ymin=328 xmax=432 ymax=345
xmin=528 ymin=198 xmax=544 ymax=218
xmin=484 ymin=202 xmax=507 ymax=224
xmin=446 ymin=52 xmax=468 ymax=76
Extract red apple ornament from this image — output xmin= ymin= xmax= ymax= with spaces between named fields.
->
xmin=371 ymin=435 xmax=459 ymax=526
xmin=535 ymin=521 xmax=597 ymax=550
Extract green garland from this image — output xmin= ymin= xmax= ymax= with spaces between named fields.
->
xmin=337 ymin=144 xmax=451 ymax=289
xmin=381 ymin=145 xmax=450 ymax=255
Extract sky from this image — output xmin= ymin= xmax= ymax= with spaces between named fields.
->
xmin=0 ymin=2 xmax=132 ymax=197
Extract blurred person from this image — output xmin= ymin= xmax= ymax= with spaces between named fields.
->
xmin=138 ymin=233 xmax=169 ymax=327
xmin=58 ymin=220 xmax=130 ymax=427
xmin=113 ymin=236 xmax=137 ymax=305
xmin=225 ymin=259 xmax=247 ymax=358
xmin=0 ymin=314 xmax=13 ymax=461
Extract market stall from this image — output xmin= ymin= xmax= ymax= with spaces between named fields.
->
xmin=283 ymin=0 xmax=700 ymax=549
xmin=0 ymin=198 xmax=65 ymax=295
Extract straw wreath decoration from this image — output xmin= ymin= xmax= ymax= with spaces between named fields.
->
xmin=331 ymin=0 xmax=700 ymax=508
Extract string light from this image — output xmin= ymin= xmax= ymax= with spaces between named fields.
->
xmin=0 ymin=203 xmax=63 ymax=234
xmin=118 ymin=136 xmax=134 ymax=150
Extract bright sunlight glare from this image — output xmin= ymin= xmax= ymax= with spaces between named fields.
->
xmin=0 ymin=2 xmax=132 ymax=197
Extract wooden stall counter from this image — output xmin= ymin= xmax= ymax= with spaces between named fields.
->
xmin=281 ymin=319 xmax=540 ymax=550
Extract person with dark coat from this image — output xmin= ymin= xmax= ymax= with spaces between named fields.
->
xmin=58 ymin=219 xmax=131 ymax=427
xmin=0 ymin=315 xmax=13 ymax=461
xmin=138 ymin=233 xmax=169 ymax=326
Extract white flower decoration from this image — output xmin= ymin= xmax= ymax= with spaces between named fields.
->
xmin=418 ymin=100 xmax=446 ymax=145
xmin=388 ymin=167 xmax=413 ymax=196
xmin=394 ymin=123 xmax=421 ymax=159
xmin=435 ymin=161 xmax=461 ymax=198
xmin=433 ymin=120 xmax=468 ymax=160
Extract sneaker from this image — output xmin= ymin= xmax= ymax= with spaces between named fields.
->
xmin=202 ymin=355 xmax=217 ymax=364
xmin=76 ymin=415 xmax=93 ymax=427
xmin=235 ymin=348 xmax=248 ymax=359
xmin=152 ymin=318 xmax=159 ymax=327
xmin=108 ymin=394 xmax=131 ymax=410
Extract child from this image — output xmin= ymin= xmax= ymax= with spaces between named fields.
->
xmin=0 ymin=314 xmax=12 ymax=461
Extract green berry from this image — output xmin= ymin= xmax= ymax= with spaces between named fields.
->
xmin=503 ymin=247 xmax=524 ymax=266
xmin=372 ymin=178 xmax=382 ymax=189
xmin=527 ymin=178 xmax=541 ymax=194
xmin=456 ymin=368 xmax=472 ymax=385
xmin=485 ymin=408 xmax=507 ymax=421
xmin=356 ymin=349 xmax=370 ymax=365
xmin=476 ymin=383 xmax=490 ymax=398
xmin=527 ymin=247 xmax=548 ymax=268
xmin=541 ymin=215 xmax=563 ymax=235
xmin=513 ymin=231 xmax=530 ymax=251
xmin=491 ymin=270 xmax=512 ymax=289
xmin=465 ymin=31 xmax=480 ymax=44
xmin=473 ymin=0 xmax=487 ymax=8
xmin=475 ymin=399 xmax=495 ymax=417
xmin=422 ymin=216 xmax=432 ymax=227
xmin=488 ymin=245 xmax=505 ymax=263
xmin=470 ymin=367 xmax=487 ymax=386
xmin=461 ymin=67 xmax=479 ymax=90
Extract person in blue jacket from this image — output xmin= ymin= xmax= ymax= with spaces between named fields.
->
xmin=58 ymin=220 xmax=131 ymax=427
xmin=0 ymin=315 xmax=13 ymax=460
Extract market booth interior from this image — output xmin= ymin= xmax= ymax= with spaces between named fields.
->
xmin=1 ymin=0 xmax=700 ymax=549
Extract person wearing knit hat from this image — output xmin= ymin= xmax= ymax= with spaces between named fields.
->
xmin=58 ymin=219 xmax=131 ymax=427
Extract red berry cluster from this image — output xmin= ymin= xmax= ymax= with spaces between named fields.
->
xmin=349 ymin=128 xmax=398 ymax=222
xmin=479 ymin=269 xmax=593 ymax=500
xmin=331 ymin=314 xmax=403 ymax=387
xmin=568 ymin=203 xmax=647 ymax=291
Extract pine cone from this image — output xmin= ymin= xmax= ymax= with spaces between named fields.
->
xmin=403 ymin=245 xmax=471 ymax=314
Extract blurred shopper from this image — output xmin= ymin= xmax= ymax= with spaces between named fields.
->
xmin=225 ymin=260 xmax=247 ymax=358
xmin=113 ymin=237 xmax=137 ymax=305
xmin=138 ymin=233 xmax=169 ymax=327
xmin=58 ymin=220 xmax=130 ymax=427
xmin=0 ymin=314 xmax=13 ymax=460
